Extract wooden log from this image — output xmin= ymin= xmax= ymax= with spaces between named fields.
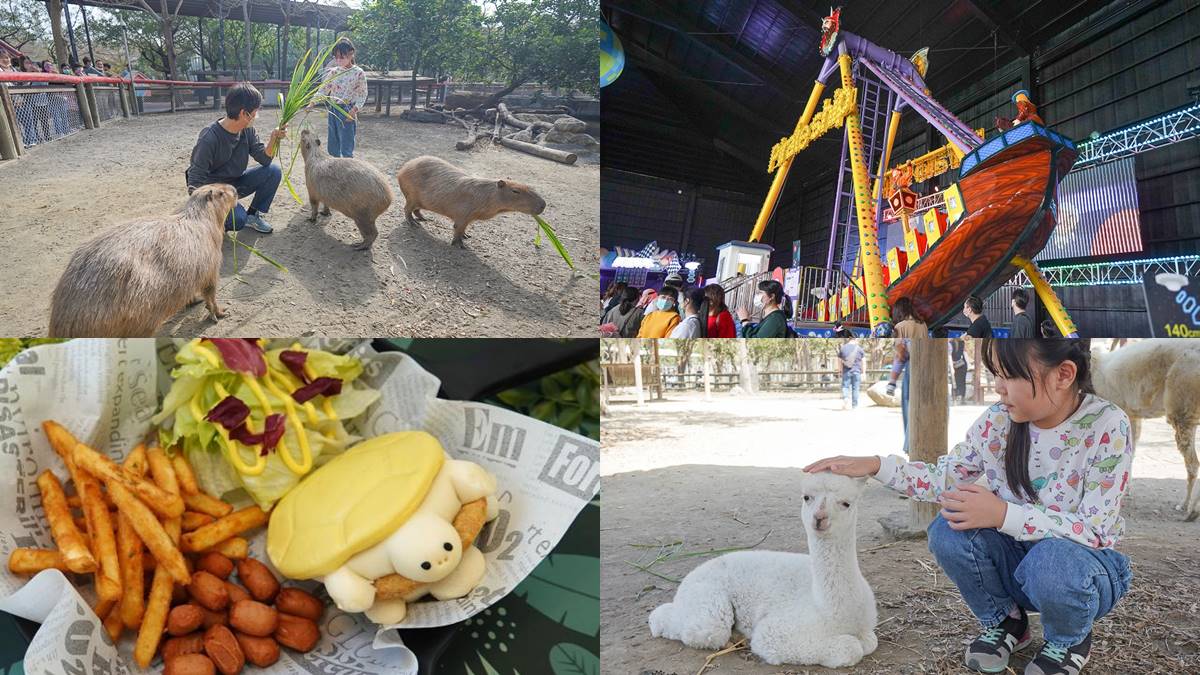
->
xmin=907 ymin=335 xmax=946 ymax=530
xmin=492 ymin=111 xmax=502 ymax=143
xmin=497 ymin=102 xmax=552 ymax=132
xmin=497 ymin=135 xmax=577 ymax=164
xmin=0 ymin=84 xmax=19 ymax=159
xmin=455 ymin=131 xmax=489 ymax=151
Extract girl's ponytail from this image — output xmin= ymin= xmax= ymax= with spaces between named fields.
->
xmin=982 ymin=338 xmax=1093 ymax=503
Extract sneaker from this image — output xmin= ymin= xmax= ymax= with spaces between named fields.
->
xmin=245 ymin=212 xmax=273 ymax=233
xmin=964 ymin=608 xmax=1032 ymax=673
xmin=1025 ymin=633 xmax=1091 ymax=675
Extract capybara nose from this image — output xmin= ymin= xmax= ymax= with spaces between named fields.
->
xmin=535 ymin=199 xmax=547 ymax=215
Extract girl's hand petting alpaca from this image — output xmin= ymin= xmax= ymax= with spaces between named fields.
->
xmin=804 ymin=455 xmax=882 ymax=477
xmin=938 ymin=484 xmax=1009 ymax=530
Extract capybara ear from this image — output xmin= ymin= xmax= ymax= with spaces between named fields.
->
xmin=497 ymin=179 xmax=507 ymax=189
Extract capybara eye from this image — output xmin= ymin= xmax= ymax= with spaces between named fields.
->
xmin=443 ymin=542 xmax=453 ymax=551
xmin=421 ymin=561 xmax=431 ymax=570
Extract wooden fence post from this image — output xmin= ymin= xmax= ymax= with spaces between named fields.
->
xmin=75 ymin=82 xmax=95 ymax=129
xmin=84 ymin=82 xmax=100 ymax=125
xmin=0 ymin=84 xmax=19 ymax=159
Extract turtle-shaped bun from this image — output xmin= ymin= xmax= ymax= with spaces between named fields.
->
xmin=267 ymin=431 xmax=445 ymax=579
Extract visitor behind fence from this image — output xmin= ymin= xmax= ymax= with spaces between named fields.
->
xmin=637 ymin=285 xmax=681 ymax=338
xmin=704 ymin=284 xmax=736 ymax=338
xmin=319 ymin=38 xmax=367 ymax=158
xmin=669 ymin=287 xmax=708 ymax=338
xmin=1010 ymin=288 xmax=1035 ymax=338
xmin=838 ymin=336 xmax=864 ymax=409
xmin=950 ymin=336 xmax=968 ymax=404
xmin=964 ymin=295 xmax=993 ymax=337
xmin=888 ymin=297 xmax=928 ymax=454
xmin=737 ymin=279 xmax=792 ymax=338
xmin=807 ymin=339 xmax=1131 ymax=675
xmin=601 ymin=285 xmax=645 ymax=338
xmin=186 ymin=83 xmax=287 ymax=233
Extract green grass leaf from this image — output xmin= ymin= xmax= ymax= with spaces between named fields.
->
xmin=533 ymin=215 xmax=573 ymax=269
xmin=226 ymin=233 xmax=289 ymax=272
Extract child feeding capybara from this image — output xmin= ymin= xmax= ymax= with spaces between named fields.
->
xmin=395 ymin=155 xmax=547 ymax=248
xmin=48 ymin=183 xmax=237 ymax=337
xmin=299 ymin=128 xmax=393 ymax=250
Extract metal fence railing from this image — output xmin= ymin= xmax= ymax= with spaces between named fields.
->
xmin=8 ymin=83 xmax=85 ymax=147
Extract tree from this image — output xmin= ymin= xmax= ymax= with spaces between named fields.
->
xmin=464 ymin=0 xmax=596 ymax=109
xmin=351 ymin=0 xmax=483 ymax=109
xmin=1 ymin=0 xmax=46 ymax=51
xmin=88 ymin=0 xmax=187 ymax=79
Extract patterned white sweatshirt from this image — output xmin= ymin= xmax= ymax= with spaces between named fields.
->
xmin=874 ymin=394 xmax=1133 ymax=549
xmin=319 ymin=64 xmax=368 ymax=111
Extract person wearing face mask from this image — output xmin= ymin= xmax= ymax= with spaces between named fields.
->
xmin=669 ymin=287 xmax=708 ymax=338
xmin=736 ymin=279 xmax=790 ymax=338
xmin=662 ymin=272 xmax=685 ymax=318
xmin=637 ymin=285 xmax=682 ymax=338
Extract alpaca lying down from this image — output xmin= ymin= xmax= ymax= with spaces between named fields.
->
xmin=649 ymin=472 xmax=877 ymax=668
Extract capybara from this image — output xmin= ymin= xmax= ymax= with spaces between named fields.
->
xmin=48 ymin=184 xmax=237 ymax=337
xmin=395 ymin=155 xmax=547 ymax=248
xmin=298 ymin=128 xmax=393 ymax=250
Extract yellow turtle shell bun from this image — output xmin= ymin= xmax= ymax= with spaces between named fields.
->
xmin=267 ymin=431 xmax=445 ymax=579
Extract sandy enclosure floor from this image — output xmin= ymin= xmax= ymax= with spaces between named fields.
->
xmin=0 ymin=109 xmax=598 ymax=337
xmin=601 ymin=391 xmax=1200 ymax=674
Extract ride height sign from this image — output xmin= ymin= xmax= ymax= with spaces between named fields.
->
xmin=1142 ymin=270 xmax=1200 ymax=337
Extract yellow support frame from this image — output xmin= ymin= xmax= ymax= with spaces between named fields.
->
xmin=749 ymin=81 xmax=826 ymax=243
xmin=1013 ymin=255 xmax=1079 ymax=337
xmin=837 ymin=53 xmax=892 ymax=332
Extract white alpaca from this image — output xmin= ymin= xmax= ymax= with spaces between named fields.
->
xmin=1092 ymin=340 xmax=1200 ymax=520
xmin=648 ymin=472 xmax=877 ymax=668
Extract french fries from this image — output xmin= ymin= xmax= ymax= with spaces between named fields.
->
xmin=171 ymin=453 xmax=200 ymax=496
xmin=73 ymin=442 xmax=185 ymax=519
xmin=117 ymin=446 xmax=148 ymax=629
xmin=182 ymin=511 xmax=216 ymax=532
xmin=136 ymin=447 xmax=184 ymax=668
xmin=82 ymin=477 xmax=122 ymax=602
xmin=183 ymin=491 xmax=234 ymax=518
xmin=182 ymin=506 xmax=268 ymax=554
xmin=13 ymin=422 xmax=273 ymax=671
xmin=7 ymin=548 xmax=68 ymax=575
xmin=35 ymin=470 xmax=96 ymax=574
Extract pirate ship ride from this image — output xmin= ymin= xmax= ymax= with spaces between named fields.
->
xmin=730 ymin=7 xmax=1079 ymax=336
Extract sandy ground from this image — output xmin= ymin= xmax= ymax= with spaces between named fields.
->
xmin=0 ymin=109 xmax=597 ymax=336
xmin=601 ymin=391 xmax=1200 ymax=674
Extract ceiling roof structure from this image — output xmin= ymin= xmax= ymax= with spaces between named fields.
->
xmin=603 ymin=0 xmax=1112 ymax=193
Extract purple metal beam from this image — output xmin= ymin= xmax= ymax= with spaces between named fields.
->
xmin=859 ymin=57 xmax=981 ymax=154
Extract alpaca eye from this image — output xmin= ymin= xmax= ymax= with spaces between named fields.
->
xmin=803 ymin=495 xmax=811 ymax=502
xmin=840 ymin=501 xmax=851 ymax=508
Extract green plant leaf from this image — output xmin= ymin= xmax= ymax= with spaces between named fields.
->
xmin=548 ymin=643 xmax=599 ymax=675
xmin=533 ymin=215 xmax=574 ymax=269
xmin=496 ymin=388 xmax=540 ymax=408
xmin=226 ymin=233 xmax=289 ymax=272
xmin=530 ymin=400 xmax=557 ymax=422
xmin=512 ymin=553 xmax=599 ymax=638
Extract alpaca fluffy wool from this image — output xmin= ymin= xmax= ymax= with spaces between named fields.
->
xmin=648 ymin=472 xmax=877 ymax=667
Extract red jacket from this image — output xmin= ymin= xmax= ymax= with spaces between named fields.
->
xmin=707 ymin=310 xmax=736 ymax=338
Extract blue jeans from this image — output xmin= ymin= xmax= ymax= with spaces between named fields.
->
xmin=327 ymin=108 xmax=357 ymax=158
xmin=927 ymin=516 xmax=1131 ymax=649
xmin=900 ymin=362 xmax=910 ymax=454
xmin=222 ymin=163 xmax=282 ymax=231
xmin=841 ymin=371 xmax=860 ymax=407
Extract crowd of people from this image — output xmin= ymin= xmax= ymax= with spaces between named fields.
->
xmin=1 ymin=52 xmax=131 ymax=147
xmin=600 ymin=274 xmax=796 ymax=339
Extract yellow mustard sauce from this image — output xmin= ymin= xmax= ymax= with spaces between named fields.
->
xmin=207 ymin=383 xmax=267 ymax=476
xmin=243 ymin=373 xmax=312 ymax=475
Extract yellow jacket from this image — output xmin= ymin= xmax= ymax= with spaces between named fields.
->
xmin=637 ymin=310 xmax=681 ymax=338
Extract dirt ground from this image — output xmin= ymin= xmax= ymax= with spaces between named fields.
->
xmin=0 ymin=108 xmax=597 ymax=336
xmin=601 ymin=391 xmax=1200 ymax=674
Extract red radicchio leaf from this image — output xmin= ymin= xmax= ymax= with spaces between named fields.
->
xmin=204 ymin=338 xmax=266 ymax=376
xmin=227 ymin=414 xmax=286 ymax=456
xmin=279 ymin=350 xmax=310 ymax=384
xmin=292 ymin=377 xmax=343 ymax=404
xmin=205 ymin=395 xmax=250 ymax=429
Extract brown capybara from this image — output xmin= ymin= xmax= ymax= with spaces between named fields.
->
xmin=48 ymin=184 xmax=237 ymax=337
xmin=395 ymin=155 xmax=547 ymax=248
xmin=298 ymin=128 xmax=393 ymax=250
